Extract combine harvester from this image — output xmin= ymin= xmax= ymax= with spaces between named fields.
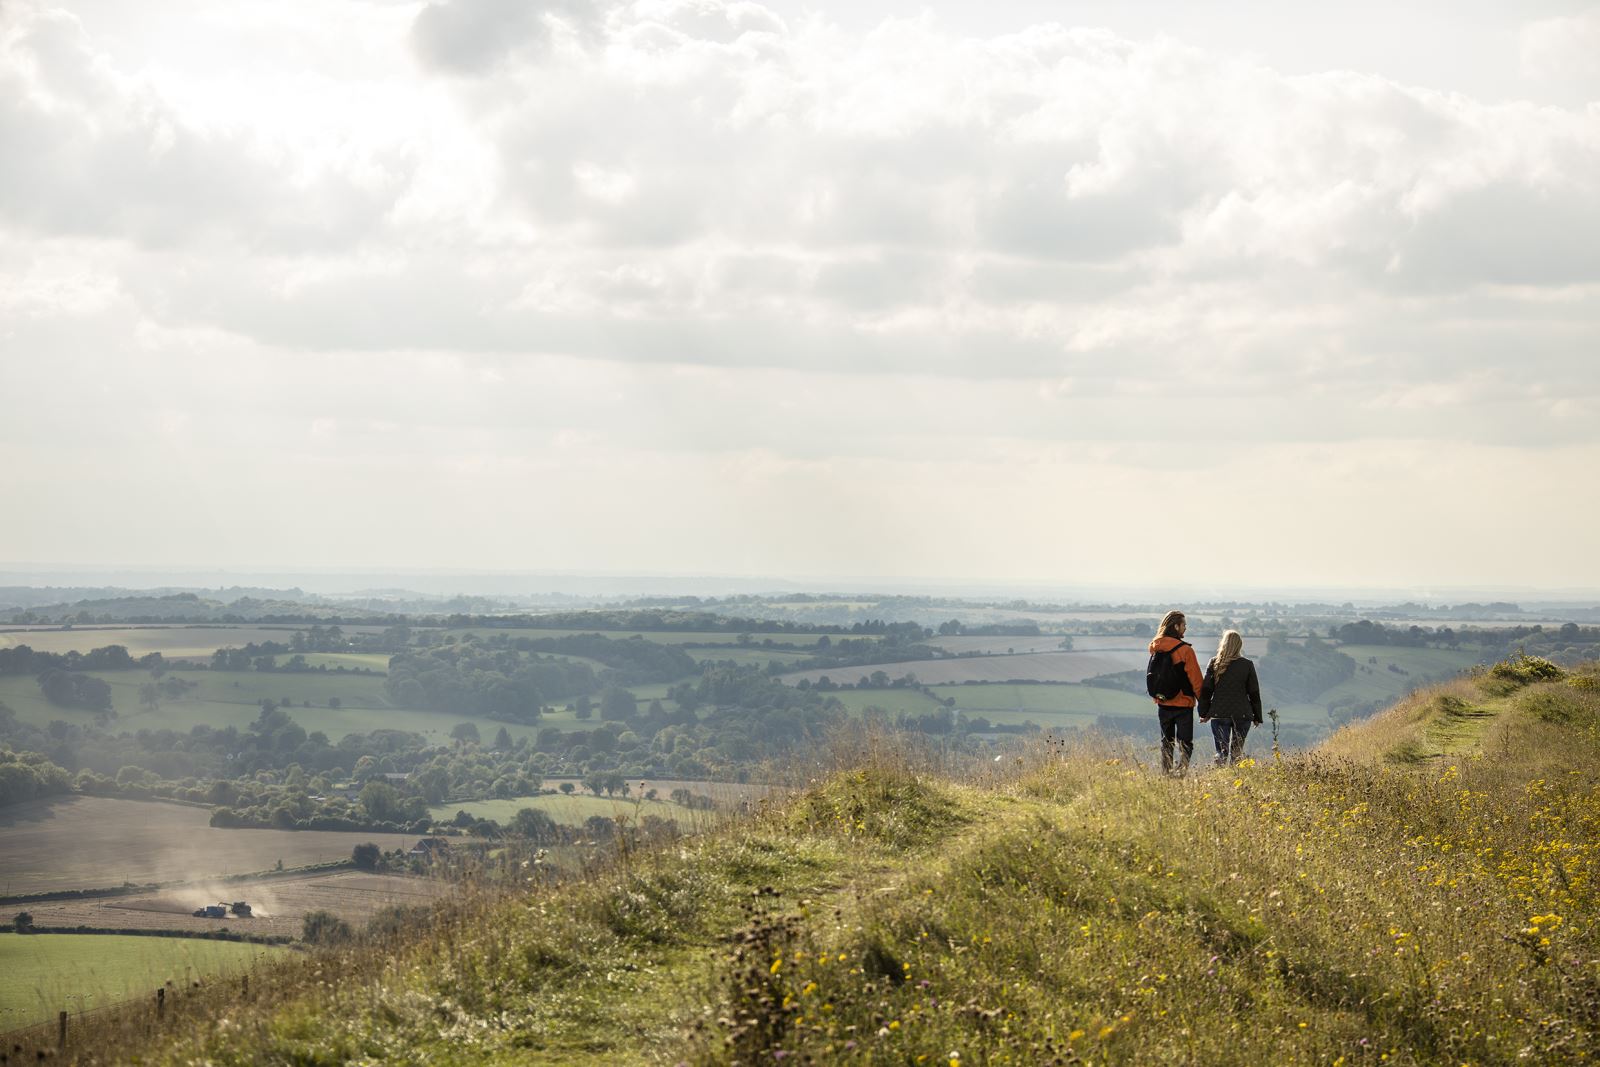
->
xmin=191 ymin=901 xmax=252 ymax=919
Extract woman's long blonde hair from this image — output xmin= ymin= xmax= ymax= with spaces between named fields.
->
xmin=1212 ymin=630 xmax=1244 ymax=677
xmin=1156 ymin=610 xmax=1186 ymax=639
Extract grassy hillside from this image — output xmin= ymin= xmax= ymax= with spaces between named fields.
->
xmin=19 ymin=657 xmax=1600 ymax=1065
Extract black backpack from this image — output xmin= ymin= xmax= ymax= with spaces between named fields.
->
xmin=1146 ymin=641 xmax=1194 ymax=702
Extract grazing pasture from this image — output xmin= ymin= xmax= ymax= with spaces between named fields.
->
xmin=781 ymin=649 xmax=1147 ymax=687
xmin=0 ymin=797 xmax=416 ymax=896
xmin=0 ymin=933 xmax=285 ymax=1033
xmin=13 ymin=870 xmax=450 ymax=941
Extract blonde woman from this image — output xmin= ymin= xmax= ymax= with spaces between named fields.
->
xmin=1146 ymin=610 xmax=1205 ymax=775
xmin=1197 ymin=630 xmax=1262 ymax=766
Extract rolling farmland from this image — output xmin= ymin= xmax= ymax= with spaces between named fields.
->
xmin=0 ymin=797 xmax=417 ymax=896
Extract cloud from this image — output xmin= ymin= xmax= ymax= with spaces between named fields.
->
xmin=1521 ymin=8 xmax=1600 ymax=100
xmin=0 ymin=3 xmax=412 ymax=250
xmin=410 ymin=0 xmax=605 ymax=73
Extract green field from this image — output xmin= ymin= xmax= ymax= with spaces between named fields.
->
xmin=0 ymin=672 xmax=547 ymax=744
xmin=429 ymin=793 xmax=712 ymax=829
xmin=931 ymin=682 xmax=1151 ymax=721
xmin=1321 ymin=645 xmax=1481 ymax=706
xmin=0 ymin=933 xmax=286 ymax=1031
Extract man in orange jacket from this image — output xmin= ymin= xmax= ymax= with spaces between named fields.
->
xmin=1147 ymin=609 xmax=1205 ymax=775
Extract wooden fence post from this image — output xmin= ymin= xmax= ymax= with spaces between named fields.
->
xmin=58 ymin=1010 xmax=68 ymax=1049
xmin=156 ymin=987 xmax=165 ymax=1020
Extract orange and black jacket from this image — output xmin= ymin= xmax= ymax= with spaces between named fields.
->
xmin=1147 ymin=635 xmax=1205 ymax=709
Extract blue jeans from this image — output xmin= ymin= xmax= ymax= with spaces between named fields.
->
xmin=1210 ymin=719 xmax=1252 ymax=765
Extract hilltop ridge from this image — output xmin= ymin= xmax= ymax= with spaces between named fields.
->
xmin=19 ymin=654 xmax=1600 ymax=1065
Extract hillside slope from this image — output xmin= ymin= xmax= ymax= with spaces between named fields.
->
xmin=24 ymin=657 xmax=1600 ymax=1065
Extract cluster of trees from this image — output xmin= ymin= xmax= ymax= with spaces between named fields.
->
xmin=0 ymin=643 xmax=160 ymax=676
xmin=38 ymin=670 xmax=113 ymax=711
xmin=0 ymin=749 xmax=73 ymax=806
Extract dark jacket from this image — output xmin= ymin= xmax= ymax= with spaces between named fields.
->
xmin=1198 ymin=657 xmax=1262 ymax=723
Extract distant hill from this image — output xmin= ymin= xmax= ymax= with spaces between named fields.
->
xmin=0 ymin=590 xmax=374 ymax=624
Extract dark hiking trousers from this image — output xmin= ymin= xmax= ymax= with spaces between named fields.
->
xmin=1210 ymin=718 xmax=1252 ymax=766
xmin=1158 ymin=705 xmax=1193 ymax=774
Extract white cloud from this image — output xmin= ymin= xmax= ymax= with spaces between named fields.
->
xmin=2 ymin=0 xmax=1599 ymax=582
xmin=1521 ymin=8 xmax=1600 ymax=101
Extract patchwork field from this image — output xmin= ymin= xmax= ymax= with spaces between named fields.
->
xmin=0 ymin=797 xmax=416 ymax=896
xmin=0 ymin=933 xmax=286 ymax=1033
xmin=781 ymin=649 xmax=1147 ymax=687
xmin=13 ymin=870 xmax=450 ymax=940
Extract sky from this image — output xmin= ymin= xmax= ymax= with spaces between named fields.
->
xmin=1 ymin=0 xmax=1598 ymax=592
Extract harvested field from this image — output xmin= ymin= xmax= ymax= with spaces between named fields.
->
xmin=0 ymin=797 xmax=416 ymax=897
xmin=14 ymin=871 xmax=451 ymax=940
xmin=781 ymin=649 xmax=1148 ymax=687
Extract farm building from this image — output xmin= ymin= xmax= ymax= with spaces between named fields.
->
xmin=408 ymin=837 xmax=450 ymax=858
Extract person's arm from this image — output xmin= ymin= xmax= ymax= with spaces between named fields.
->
xmin=1198 ymin=664 xmax=1215 ymax=720
xmin=1182 ymin=645 xmax=1205 ymax=703
xmin=1247 ymin=661 xmax=1263 ymax=724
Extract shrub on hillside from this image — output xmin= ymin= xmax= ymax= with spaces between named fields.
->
xmin=303 ymin=910 xmax=352 ymax=945
xmin=1478 ymin=651 xmax=1566 ymax=694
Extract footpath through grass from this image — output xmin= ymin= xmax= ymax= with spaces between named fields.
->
xmin=31 ymin=658 xmax=1600 ymax=1065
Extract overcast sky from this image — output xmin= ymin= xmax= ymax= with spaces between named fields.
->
xmin=1 ymin=0 xmax=1597 ymax=592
